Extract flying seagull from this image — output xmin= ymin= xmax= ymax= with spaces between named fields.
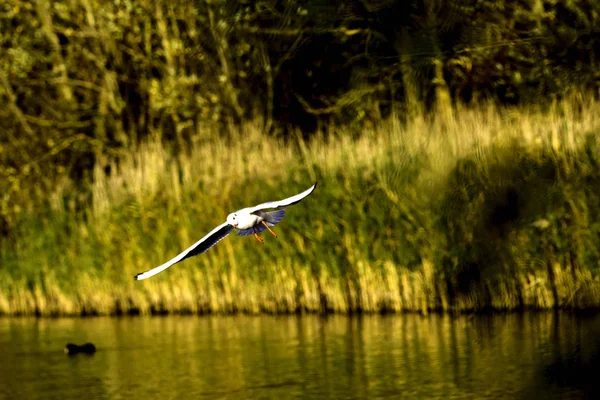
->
xmin=134 ymin=182 xmax=317 ymax=280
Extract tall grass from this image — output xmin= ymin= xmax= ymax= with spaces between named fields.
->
xmin=2 ymin=97 xmax=600 ymax=316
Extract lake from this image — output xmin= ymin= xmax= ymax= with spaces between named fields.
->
xmin=0 ymin=312 xmax=598 ymax=399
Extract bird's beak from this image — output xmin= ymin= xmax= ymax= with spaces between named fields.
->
xmin=233 ymin=224 xmax=237 ymax=228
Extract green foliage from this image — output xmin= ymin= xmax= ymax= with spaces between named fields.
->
xmin=2 ymin=99 xmax=600 ymax=315
xmin=440 ymin=137 xmax=600 ymax=303
xmin=2 ymin=0 xmax=600 ymax=231
xmin=1 ymin=0 xmax=600 ymax=314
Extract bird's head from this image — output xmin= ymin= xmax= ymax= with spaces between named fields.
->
xmin=226 ymin=213 xmax=238 ymax=228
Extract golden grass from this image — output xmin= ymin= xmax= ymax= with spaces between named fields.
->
xmin=2 ymin=95 xmax=600 ymax=315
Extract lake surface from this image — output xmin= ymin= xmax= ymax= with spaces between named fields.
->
xmin=1 ymin=312 xmax=599 ymax=399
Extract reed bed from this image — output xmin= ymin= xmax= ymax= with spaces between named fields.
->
xmin=2 ymin=97 xmax=600 ymax=316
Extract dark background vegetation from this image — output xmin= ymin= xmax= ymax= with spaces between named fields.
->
xmin=1 ymin=0 xmax=599 ymax=233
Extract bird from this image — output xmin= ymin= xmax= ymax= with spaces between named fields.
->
xmin=134 ymin=182 xmax=317 ymax=280
xmin=64 ymin=342 xmax=96 ymax=355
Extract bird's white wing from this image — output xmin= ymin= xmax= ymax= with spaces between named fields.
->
xmin=134 ymin=221 xmax=233 ymax=280
xmin=247 ymin=182 xmax=317 ymax=213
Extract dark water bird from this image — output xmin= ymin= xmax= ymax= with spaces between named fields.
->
xmin=64 ymin=342 xmax=96 ymax=355
xmin=134 ymin=182 xmax=317 ymax=280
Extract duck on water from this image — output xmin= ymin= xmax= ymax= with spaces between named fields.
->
xmin=64 ymin=343 xmax=96 ymax=355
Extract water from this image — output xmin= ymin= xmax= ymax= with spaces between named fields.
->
xmin=1 ymin=312 xmax=599 ymax=399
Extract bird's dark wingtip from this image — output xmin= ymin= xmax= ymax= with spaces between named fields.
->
xmin=134 ymin=274 xmax=142 ymax=281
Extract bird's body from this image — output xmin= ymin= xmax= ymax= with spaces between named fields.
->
xmin=231 ymin=208 xmax=262 ymax=230
xmin=134 ymin=182 xmax=317 ymax=280
xmin=64 ymin=342 xmax=96 ymax=355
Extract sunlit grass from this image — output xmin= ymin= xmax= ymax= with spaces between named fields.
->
xmin=2 ymin=96 xmax=600 ymax=315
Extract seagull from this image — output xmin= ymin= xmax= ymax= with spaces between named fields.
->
xmin=134 ymin=182 xmax=317 ymax=280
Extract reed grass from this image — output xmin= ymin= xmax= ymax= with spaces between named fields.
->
xmin=2 ymin=96 xmax=600 ymax=316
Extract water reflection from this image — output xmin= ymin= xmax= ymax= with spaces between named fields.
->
xmin=0 ymin=312 xmax=598 ymax=399
xmin=541 ymin=312 xmax=600 ymax=398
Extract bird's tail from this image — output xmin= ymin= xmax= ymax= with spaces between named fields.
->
xmin=264 ymin=209 xmax=286 ymax=226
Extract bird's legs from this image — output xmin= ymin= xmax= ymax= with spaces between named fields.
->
xmin=261 ymin=221 xmax=277 ymax=237
xmin=253 ymin=227 xmax=264 ymax=243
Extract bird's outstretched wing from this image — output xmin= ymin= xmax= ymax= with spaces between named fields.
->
xmin=134 ymin=222 xmax=234 ymax=280
xmin=247 ymin=182 xmax=317 ymax=213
